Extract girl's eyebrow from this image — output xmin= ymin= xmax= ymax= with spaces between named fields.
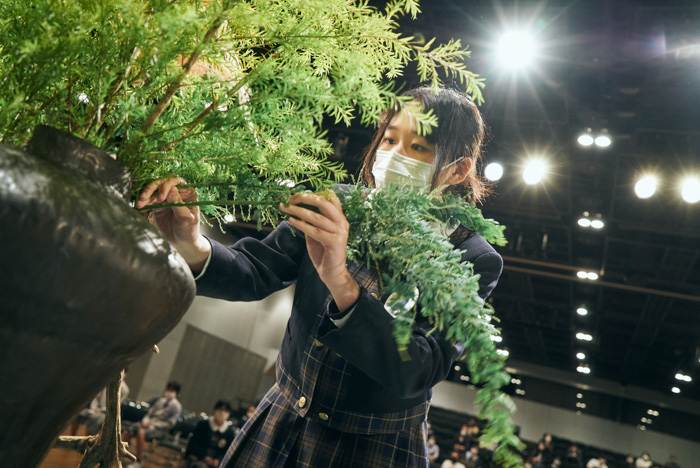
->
xmin=386 ymin=124 xmax=422 ymax=137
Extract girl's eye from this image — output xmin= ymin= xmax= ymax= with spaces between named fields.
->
xmin=412 ymin=144 xmax=426 ymax=152
xmin=383 ymin=137 xmax=396 ymax=145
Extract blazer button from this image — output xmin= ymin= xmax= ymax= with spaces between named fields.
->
xmin=314 ymin=339 xmax=323 ymax=347
xmin=318 ymin=412 xmax=329 ymax=421
xmin=297 ymin=396 xmax=306 ymax=408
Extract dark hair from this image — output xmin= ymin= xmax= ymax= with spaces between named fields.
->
xmin=360 ymin=86 xmax=490 ymax=204
xmin=166 ymin=381 xmax=181 ymax=394
xmin=214 ymin=400 xmax=233 ymax=412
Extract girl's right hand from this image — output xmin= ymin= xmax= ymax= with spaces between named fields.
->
xmin=136 ymin=175 xmax=211 ymax=271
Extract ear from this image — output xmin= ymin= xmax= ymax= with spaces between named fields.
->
xmin=441 ymin=158 xmax=472 ymax=186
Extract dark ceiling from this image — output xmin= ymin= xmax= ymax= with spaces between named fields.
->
xmin=227 ymin=0 xmax=700 ymax=442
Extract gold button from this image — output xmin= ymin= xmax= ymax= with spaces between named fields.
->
xmin=318 ymin=412 xmax=329 ymax=421
xmin=297 ymin=396 xmax=306 ymax=408
xmin=314 ymin=339 xmax=323 ymax=347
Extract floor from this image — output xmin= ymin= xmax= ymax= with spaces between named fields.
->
xmin=39 ymin=425 xmax=185 ymax=468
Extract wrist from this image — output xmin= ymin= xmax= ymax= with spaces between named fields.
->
xmin=325 ymin=270 xmax=361 ymax=313
xmin=174 ymin=235 xmax=211 ymax=272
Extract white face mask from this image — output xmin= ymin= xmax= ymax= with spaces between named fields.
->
xmin=372 ymin=149 xmax=433 ymax=192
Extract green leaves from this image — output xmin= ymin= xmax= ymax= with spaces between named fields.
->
xmin=341 ymin=185 xmax=523 ymax=467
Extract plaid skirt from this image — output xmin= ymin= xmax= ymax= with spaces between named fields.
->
xmin=221 ymin=383 xmax=429 ymax=468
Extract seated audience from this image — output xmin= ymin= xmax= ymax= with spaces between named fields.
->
xmin=586 ymin=456 xmax=608 ymax=468
xmin=466 ymin=418 xmax=480 ymax=438
xmin=71 ymin=368 xmax=129 ymax=435
xmin=427 ymin=434 xmax=440 ymax=464
xmin=534 ymin=440 xmax=553 ymax=466
xmin=663 ymin=455 xmax=680 ymax=468
xmin=636 ymin=452 xmax=653 ymax=468
xmin=441 ymin=451 xmax=467 ymax=468
xmin=124 ymin=381 xmax=183 ymax=467
xmin=563 ymin=444 xmax=583 ymax=468
xmin=625 ymin=454 xmax=636 ymax=468
xmin=184 ymin=400 xmax=235 ymax=468
xmin=464 ymin=446 xmax=486 ymax=468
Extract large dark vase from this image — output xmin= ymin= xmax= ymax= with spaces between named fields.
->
xmin=0 ymin=126 xmax=196 ymax=467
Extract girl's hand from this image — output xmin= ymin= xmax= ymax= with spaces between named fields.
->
xmin=136 ymin=175 xmax=210 ymax=271
xmin=280 ymin=191 xmax=360 ymax=312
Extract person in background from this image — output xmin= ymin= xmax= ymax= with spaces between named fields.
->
xmin=441 ymin=450 xmax=466 ymax=468
xmin=636 ymin=452 xmax=653 ymax=468
xmin=185 ymin=400 xmax=236 ymax=468
xmin=586 ymin=456 xmax=608 ymax=468
xmin=71 ymin=368 xmax=129 ymax=435
xmin=663 ymin=454 xmax=680 ymax=468
xmin=124 ymin=381 xmax=183 ymax=467
xmin=563 ymin=444 xmax=583 ymax=468
xmin=625 ymin=454 xmax=636 ymax=468
xmin=427 ymin=435 xmax=440 ymax=465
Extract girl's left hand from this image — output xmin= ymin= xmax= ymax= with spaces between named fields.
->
xmin=280 ymin=191 xmax=360 ymax=311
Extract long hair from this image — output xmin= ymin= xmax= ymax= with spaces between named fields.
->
xmin=359 ymin=87 xmax=490 ymax=204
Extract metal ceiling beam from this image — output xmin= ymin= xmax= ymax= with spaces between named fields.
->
xmin=505 ymin=358 xmax=700 ymax=417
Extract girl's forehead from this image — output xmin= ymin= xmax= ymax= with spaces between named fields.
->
xmin=388 ymin=104 xmax=425 ymax=135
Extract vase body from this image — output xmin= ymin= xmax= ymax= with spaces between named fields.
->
xmin=0 ymin=126 xmax=196 ymax=467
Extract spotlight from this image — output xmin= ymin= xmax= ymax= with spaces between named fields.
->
xmin=454 ymin=364 xmax=461 ymax=371
xmin=515 ymin=389 xmax=526 ymax=395
xmin=681 ymin=176 xmax=700 ymax=204
xmin=594 ymin=135 xmax=612 ymax=147
xmin=576 ymin=332 xmax=593 ymax=341
xmin=577 ymin=134 xmax=594 ymax=146
xmin=587 ymin=272 xmax=599 ymax=280
xmin=576 ymin=352 xmax=586 ymax=360
xmin=577 ymin=218 xmax=592 ymax=227
xmin=635 ymin=175 xmax=658 ymax=199
xmin=523 ymin=158 xmax=547 ymax=185
xmin=576 ymin=393 xmax=583 ymax=399
xmin=576 ymin=365 xmax=591 ymax=374
xmin=223 ymin=213 xmax=235 ymax=223
xmin=496 ymin=31 xmax=537 ymax=69
xmin=672 ymin=387 xmax=681 ymax=394
xmin=497 ymin=349 xmax=510 ymax=357
xmin=576 ymin=307 xmax=588 ymax=316
xmin=511 ymin=378 xmax=521 ymax=385
xmin=590 ymin=219 xmax=604 ymax=229
xmin=577 ymin=271 xmax=588 ymax=279
xmin=490 ymin=335 xmax=503 ymax=343
xmin=638 ymin=425 xmax=647 ymax=431
xmin=675 ymin=372 xmax=692 ymax=382
xmin=484 ymin=162 xmax=504 ymax=181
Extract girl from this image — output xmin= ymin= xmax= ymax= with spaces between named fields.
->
xmin=137 ymin=86 xmax=503 ymax=467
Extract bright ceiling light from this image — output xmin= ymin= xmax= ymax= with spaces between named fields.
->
xmin=577 ymin=271 xmax=588 ymax=279
xmin=590 ymin=219 xmax=604 ymax=229
xmin=576 ymin=365 xmax=591 ymax=374
xmin=680 ymin=176 xmax=700 ymax=204
xmin=586 ymin=272 xmax=599 ymax=280
xmin=511 ymin=378 xmax=521 ymax=385
xmin=576 ymin=307 xmax=588 ymax=316
xmin=647 ymin=409 xmax=659 ymax=416
xmin=515 ymin=388 xmax=526 ymax=395
xmin=523 ymin=159 xmax=547 ymax=185
xmin=223 ymin=213 xmax=235 ymax=223
xmin=635 ymin=175 xmax=658 ymax=199
xmin=675 ymin=372 xmax=692 ymax=382
xmin=576 ymin=393 xmax=583 ymax=399
xmin=576 ymin=332 xmax=593 ymax=341
xmin=497 ymin=349 xmax=510 ymax=357
xmin=576 ymin=352 xmax=586 ymax=360
xmin=497 ymin=31 xmax=537 ymax=69
xmin=490 ymin=335 xmax=503 ymax=342
xmin=672 ymin=387 xmax=681 ymax=394
xmin=594 ymin=135 xmax=612 ymax=147
xmin=638 ymin=425 xmax=647 ymax=430
xmin=577 ymin=134 xmax=594 ymax=146
xmin=484 ymin=162 xmax=504 ymax=181
xmin=577 ymin=218 xmax=592 ymax=227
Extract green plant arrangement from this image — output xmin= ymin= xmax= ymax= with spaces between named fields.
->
xmin=0 ymin=0 xmax=524 ymax=465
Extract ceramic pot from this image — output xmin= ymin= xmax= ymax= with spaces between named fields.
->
xmin=0 ymin=126 xmax=196 ymax=467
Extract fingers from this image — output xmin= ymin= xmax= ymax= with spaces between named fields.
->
xmin=285 ymin=192 xmax=344 ymax=223
xmin=136 ymin=175 xmax=186 ymax=209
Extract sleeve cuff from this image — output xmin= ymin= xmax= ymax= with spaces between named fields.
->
xmin=192 ymin=237 xmax=213 ymax=281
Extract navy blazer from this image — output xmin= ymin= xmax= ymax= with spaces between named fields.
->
xmin=196 ymin=197 xmax=503 ymax=428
